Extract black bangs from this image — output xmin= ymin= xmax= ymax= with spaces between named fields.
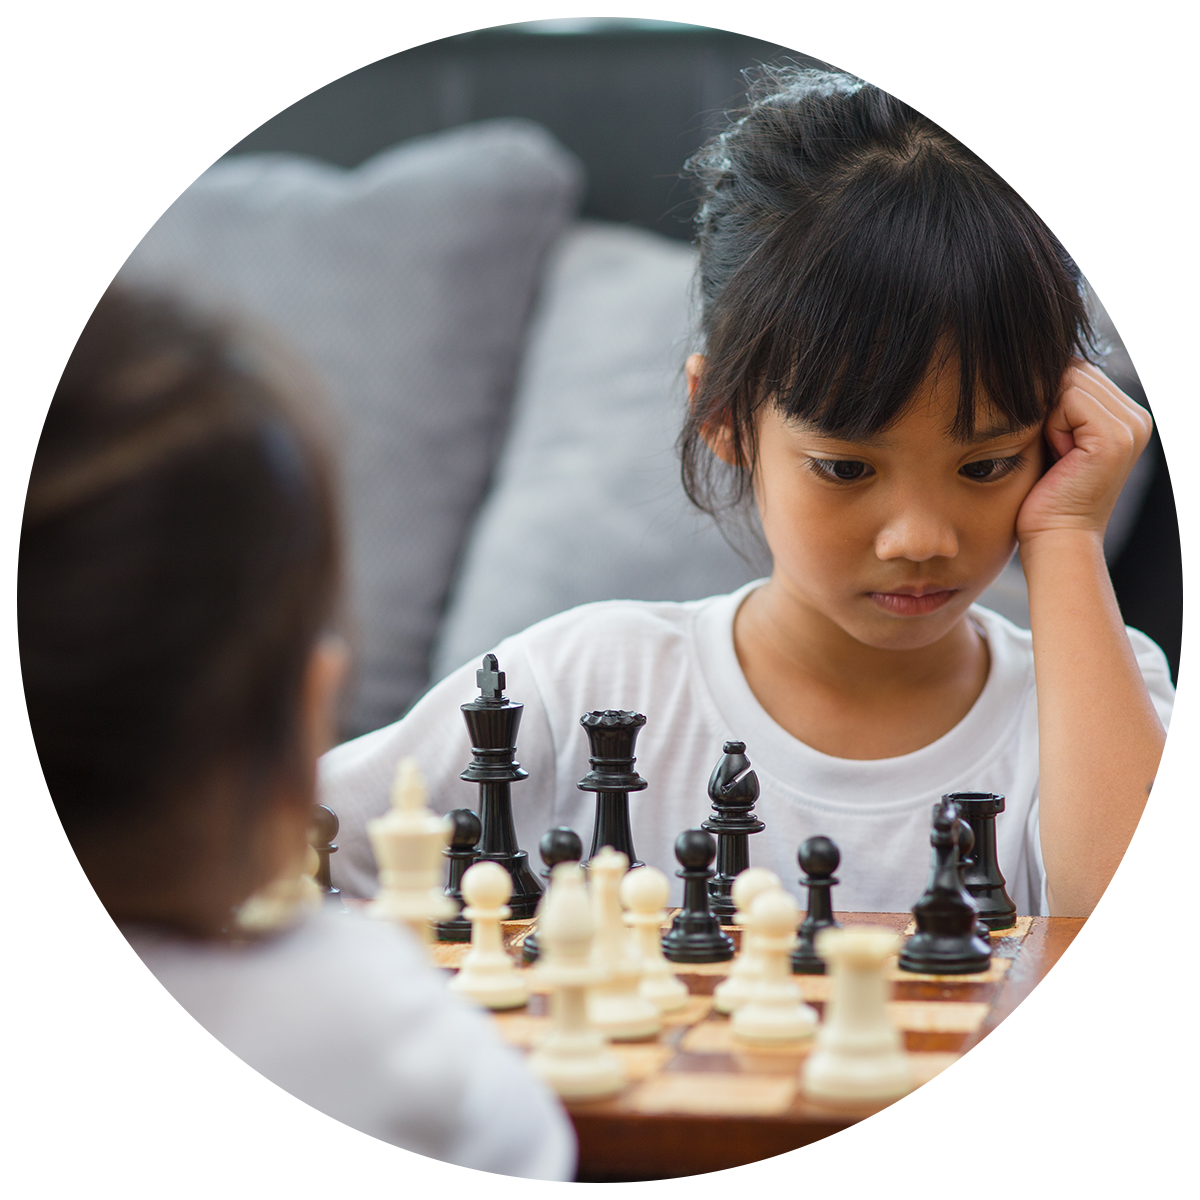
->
xmin=681 ymin=66 xmax=1094 ymax=515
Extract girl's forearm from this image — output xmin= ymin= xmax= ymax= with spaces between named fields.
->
xmin=1020 ymin=529 xmax=1165 ymax=917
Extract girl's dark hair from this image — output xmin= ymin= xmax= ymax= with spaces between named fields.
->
xmin=681 ymin=65 xmax=1095 ymax=515
xmin=19 ymin=286 xmax=340 ymax=852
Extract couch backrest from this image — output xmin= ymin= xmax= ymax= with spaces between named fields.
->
xmin=7 ymin=20 xmax=1200 ymax=258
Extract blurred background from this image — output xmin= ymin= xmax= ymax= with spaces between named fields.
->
xmin=119 ymin=18 xmax=1182 ymax=740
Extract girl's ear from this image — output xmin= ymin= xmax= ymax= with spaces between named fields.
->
xmin=686 ymin=353 xmax=740 ymax=467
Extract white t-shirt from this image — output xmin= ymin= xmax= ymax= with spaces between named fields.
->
xmin=320 ymin=582 xmax=1175 ymax=916
xmin=0 ymin=907 xmax=573 ymax=1200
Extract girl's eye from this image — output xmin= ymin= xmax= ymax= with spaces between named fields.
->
xmin=809 ymin=458 xmax=872 ymax=483
xmin=960 ymin=454 xmax=1026 ymax=482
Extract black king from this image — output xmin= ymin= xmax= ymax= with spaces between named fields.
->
xmin=459 ymin=654 xmax=542 ymax=918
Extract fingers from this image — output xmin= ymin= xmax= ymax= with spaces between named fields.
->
xmin=1047 ymin=362 xmax=1153 ymax=465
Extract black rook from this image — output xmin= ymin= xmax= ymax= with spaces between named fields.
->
xmin=577 ymin=710 xmax=648 ymax=867
xmin=945 ymin=791 xmax=1017 ymax=931
xmin=1128 ymin=777 xmax=1200 ymax=1022
xmin=459 ymin=654 xmax=542 ymax=919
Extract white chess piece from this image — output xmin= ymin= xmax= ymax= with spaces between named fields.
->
xmin=449 ymin=861 xmax=529 ymax=1010
xmin=732 ymin=888 xmax=818 ymax=1044
xmin=528 ymin=863 xmax=626 ymax=1100
xmin=587 ymin=847 xmax=662 ymax=1040
xmin=801 ymin=926 xmax=913 ymax=1103
xmin=713 ymin=867 xmax=783 ymax=1014
xmin=620 ymin=866 xmax=689 ymax=1013
xmin=367 ymin=757 xmax=456 ymax=940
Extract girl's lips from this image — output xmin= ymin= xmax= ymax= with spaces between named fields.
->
xmin=868 ymin=589 xmax=957 ymax=616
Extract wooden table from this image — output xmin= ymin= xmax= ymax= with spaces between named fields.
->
xmin=564 ymin=912 xmax=1200 ymax=1195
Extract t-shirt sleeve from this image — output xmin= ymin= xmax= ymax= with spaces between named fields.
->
xmin=318 ymin=638 xmax=557 ymax=899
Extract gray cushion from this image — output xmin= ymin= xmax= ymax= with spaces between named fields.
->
xmin=118 ymin=121 xmax=584 ymax=736
xmin=430 ymin=220 xmax=769 ymax=681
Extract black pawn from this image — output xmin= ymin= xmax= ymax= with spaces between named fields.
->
xmin=701 ymin=741 xmax=765 ymax=920
xmin=577 ymin=710 xmax=648 ymax=867
xmin=309 ymin=804 xmax=343 ymax=907
xmin=953 ymin=817 xmax=993 ymax=947
xmin=435 ymin=809 xmax=481 ymax=943
xmin=791 ymin=836 xmax=841 ymax=974
xmin=459 ymin=654 xmax=543 ymax=919
xmin=662 ymin=829 xmax=735 ymax=963
xmin=523 ymin=827 xmax=584 ymax=963
xmin=1128 ymin=777 xmax=1200 ymax=1022
xmin=899 ymin=798 xmax=992 ymax=975
xmin=946 ymin=791 xmax=1018 ymax=931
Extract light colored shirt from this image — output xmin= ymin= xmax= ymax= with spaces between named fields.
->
xmin=321 ymin=582 xmax=1175 ymax=915
xmin=0 ymin=907 xmax=576 ymax=1200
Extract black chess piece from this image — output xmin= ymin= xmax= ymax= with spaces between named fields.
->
xmin=308 ymin=804 xmax=343 ymax=907
xmin=791 ymin=835 xmax=841 ymax=974
xmin=953 ymin=817 xmax=993 ymax=946
xmin=899 ymin=798 xmax=992 ymax=975
xmin=459 ymin=654 xmax=542 ymax=919
xmin=661 ymin=829 xmax=735 ymax=963
xmin=577 ymin=710 xmax=648 ymax=867
xmin=523 ymin=827 xmax=584 ymax=964
xmin=435 ymin=809 xmax=482 ymax=943
xmin=1128 ymin=777 xmax=1200 ymax=1022
xmin=946 ymin=791 xmax=1018 ymax=931
xmin=701 ymin=741 xmax=765 ymax=919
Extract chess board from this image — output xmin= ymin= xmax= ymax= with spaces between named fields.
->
xmin=436 ymin=907 xmax=1200 ymax=1190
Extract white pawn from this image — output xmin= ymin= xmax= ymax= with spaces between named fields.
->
xmin=528 ymin=863 xmax=626 ymax=1100
xmin=620 ymin=866 xmax=689 ymax=1013
xmin=449 ymin=861 xmax=529 ymax=1011
xmin=235 ymin=843 xmax=323 ymax=933
xmin=802 ymin=926 xmax=913 ymax=1104
xmin=732 ymin=889 xmax=818 ymax=1044
xmin=587 ymin=847 xmax=662 ymax=1040
xmin=713 ymin=867 xmax=783 ymax=1015
xmin=367 ymin=758 xmax=456 ymax=940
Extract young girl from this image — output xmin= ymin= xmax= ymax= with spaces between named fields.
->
xmin=320 ymin=66 xmax=1172 ymax=920
xmin=20 ymin=287 xmax=575 ymax=1179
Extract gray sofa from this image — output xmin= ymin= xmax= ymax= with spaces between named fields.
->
xmin=118 ymin=117 xmax=1167 ymax=742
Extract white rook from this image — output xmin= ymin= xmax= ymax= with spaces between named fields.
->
xmin=801 ymin=926 xmax=913 ymax=1103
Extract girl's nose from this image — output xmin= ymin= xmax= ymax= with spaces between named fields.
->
xmin=874 ymin=506 xmax=959 ymax=562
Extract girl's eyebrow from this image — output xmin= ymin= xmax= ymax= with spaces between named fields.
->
xmin=956 ymin=420 xmax=1040 ymax=446
xmin=798 ymin=420 xmax=1037 ymax=449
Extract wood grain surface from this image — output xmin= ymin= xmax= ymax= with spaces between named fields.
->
xmin=566 ymin=916 xmax=1200 ymax=1190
